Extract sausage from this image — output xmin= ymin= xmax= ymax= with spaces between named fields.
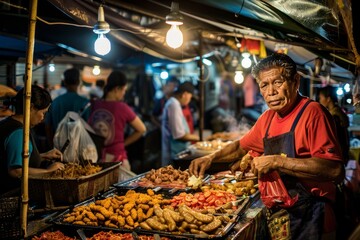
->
xmin=179 ymin=205 xmax=195 ymax=223
xmin=140 ymin=221 xmax=152 ymax=230
xmin=166 ymin=208 xmax=184 ymax=222
xmin=153 ymin=205 xmax=166 ymax=223
xmin=200 ymin=217 xmax=222 ymax=232
xmin=163 ymin=209 xmax=176 ymax=231
xmin=146 ymin=218 xmax=167 ymax=231
xmin=184 ymin=206 xmax=214 ymax=223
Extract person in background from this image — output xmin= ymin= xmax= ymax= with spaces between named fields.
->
xmin=0 ymin=85 xmax=16 ymax=120
xmin=88 ymin=71 xmax=146 ymax=170
xmin=50 ymin=80 xmax=66 ymax=100
xmin=161 ymin=81 xmax=199 ymax=166
xmin=240 ymin=73 xmax=265 ymax=123
xmin=89 ymin=79 xmax=105 ymax=100
xmin=317 ymin=85 xmax=350 ymax=165
xmin=45 ymin=68 xmax=90 ymax=147
xmin=317 ymin=85 xmax=354 ymax=238
xmin=0 ymin=85 xmax=64 ymax=195
xmin=152 ymin=77 xmax=180 ymax=128
xmin=218 ymin=72 xmax=234 ymax=112
xmin=190 ymin=53 xmax=344 ymax=240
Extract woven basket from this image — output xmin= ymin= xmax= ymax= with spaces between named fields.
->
xmin=29 ymin=162 xmax=120 ymax=208
xmin=0 ymin=196 xmax=21 ymax=239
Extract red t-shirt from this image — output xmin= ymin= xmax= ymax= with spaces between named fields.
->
xmin=240 ymin=96 xmax=342 ymax=201
xmin=182 ymin=105 xmax=194 ymax=134
xmin=88 ymin=100 xmax=136 ymax=162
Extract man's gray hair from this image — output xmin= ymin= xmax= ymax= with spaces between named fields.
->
xmin=251 ymin=53 xmax=297 ymax=83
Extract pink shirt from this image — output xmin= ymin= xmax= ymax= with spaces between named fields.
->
xmin=243 ymin=74 xmax=259 ymax=107
xmin=88 ymin=100 xmax=136 ymax=162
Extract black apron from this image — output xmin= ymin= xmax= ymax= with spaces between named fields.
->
xmin=263 ymin=100 xmax=326 ymax=240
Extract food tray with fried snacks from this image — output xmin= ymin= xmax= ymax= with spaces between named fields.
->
xmin=29 ymin=162 xmax=120 ymax=208
xmin=51 ymin=188 xmax=239 ymax=239
xmin=114 ymin=165 xmax=195 ymax=190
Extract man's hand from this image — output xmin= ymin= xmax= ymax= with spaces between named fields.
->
xmin=189 ymin=155 xmax=213 ymax=178
xmin=251 ymin=155 xmax=278 ymax=178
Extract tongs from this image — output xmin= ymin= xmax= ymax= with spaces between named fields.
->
xmin=236 ymin=171 xmax=245 ymax=181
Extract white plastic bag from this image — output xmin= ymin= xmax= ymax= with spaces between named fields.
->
xmin=53 ymin=112 xmax=98 ymax=163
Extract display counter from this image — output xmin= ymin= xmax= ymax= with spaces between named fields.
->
xmin=26 ymin=165 xmax=267 ymax=240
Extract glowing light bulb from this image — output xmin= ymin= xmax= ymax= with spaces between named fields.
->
xmin=336 ymin=88 xmax=344 ymax=96
xmin=241 ymin=57 xmax=252 ymax=69
xmin=166 ymin=25 xmax=183 ymax=49
xmin=92 ymin=65 xmax=101 ymax=76
xmin=160 ymin=70 xmax=169 ymax=80
xmin=344 ymin=83 xmax=350 ymax=93
xmin=234 ymin=71 xmax=244 ymax=84
xmin=49 ymin=63 xmax=55 ymax=72
xmin=94 ymin=34 xmax=111 ymax=55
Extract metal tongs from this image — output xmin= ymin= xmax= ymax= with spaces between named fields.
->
xmin=236 ymin=171 xmax=245 ymax=181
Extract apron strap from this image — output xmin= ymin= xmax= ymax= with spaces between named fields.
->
xmin=290 ymin=99 xmax=312 ymax=132
xmin=264 ymin=111 xmax=276 ymax=139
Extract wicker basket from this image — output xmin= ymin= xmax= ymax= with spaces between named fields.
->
xmin=0 ymin=195 xmax=21 ymax=239
xmin=28 ymin=162 xmax=120 ymax=208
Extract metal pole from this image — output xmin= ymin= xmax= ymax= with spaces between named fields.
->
xmin=198 ymin=30 xmax=204 ymax=141
xmin=22 ymin=0 xmax=38 ymax=237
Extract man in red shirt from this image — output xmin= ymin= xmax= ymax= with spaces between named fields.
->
xmin=190 ymin=53 xmax=344 ymax=240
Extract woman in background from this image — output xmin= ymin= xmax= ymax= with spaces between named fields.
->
xmin=88 ymin=71 xmax=146 ymax=170
xmin=0 ymin=85 xmax=64 ymax=195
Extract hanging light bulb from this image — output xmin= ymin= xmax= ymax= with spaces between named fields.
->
xmin=166 ymin=2 xmax=184 ymax=49
xmin=93 ymin=5 xmax=111 ymax=55
xmin=48 ymin=62 xmax=55 ymax=72
xmin=234 ymin=65 xmax=244 ymax=84
xmin=234 ymin=71 xmax=244 ymax=84
xmin=160 ymin=69 xmax=169 ymax=80
xmin=241 ymin=51 xmax=252 ymax=69
xmin=166 ymin=25 xmax=183 ymax=49
xmin=92 ymin=65 xmax=101 ymax=76
xmin=94 ymin=34 xmax=111 ymax=55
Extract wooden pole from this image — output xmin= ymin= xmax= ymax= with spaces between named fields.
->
xmin=198 ymin=30 xmax=204 ymax=141
xmin=21 ymin=0 xmax=38 ymax=237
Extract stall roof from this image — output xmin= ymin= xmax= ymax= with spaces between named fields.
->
xmin=0 ymin=0 xmax=358 ymax=79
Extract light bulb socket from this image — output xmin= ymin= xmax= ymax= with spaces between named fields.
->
xmin=166 ymin=2 xmax=183 ymax=25
xmin=235 ymin=64 xmax=243 ymax=72
xmin=241 ymin=51 xmax=250 ymax=58
xmin=93 ymin=5 xmax=110 ymax=34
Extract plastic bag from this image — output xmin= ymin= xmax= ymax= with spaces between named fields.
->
xmin=118 ymin=166 xmax=137 ymax=182
xmin=258 ymin=171 xmax=298 ymax=209
xmin=53 ymin=112 xmax=98 ymax=163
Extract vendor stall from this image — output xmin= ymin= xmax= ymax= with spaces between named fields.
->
xmin=25 ymin=165 xmax=267 ymax=240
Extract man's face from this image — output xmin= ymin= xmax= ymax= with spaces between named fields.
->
xmin=318 ymin=93 xmax=329 ymax=108
xmin=258 ymin=67 xmax=299 ymax=115
xmin=180 ymin=92 xmax=192 ymax=106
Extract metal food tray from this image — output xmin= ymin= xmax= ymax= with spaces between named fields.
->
xmin=113 ymin=172 xmax=148 ymax=188
xmin=50 ymin=188 xmax=240 ymax=239
xmin=114 ymin=172 xmax=211 ymax=192
xmin=76 ymin=228 xmax=191 ymax=240
xmin=50 ymin=197 xmax=133 ymax=234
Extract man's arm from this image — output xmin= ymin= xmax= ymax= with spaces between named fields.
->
xmin=189 ymin=141 xmax=247 ymax=178
xmin=252 ymin=155 xmax=345 ymax=184
xmin=177 ymin=133 xmax=199 ymax=142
